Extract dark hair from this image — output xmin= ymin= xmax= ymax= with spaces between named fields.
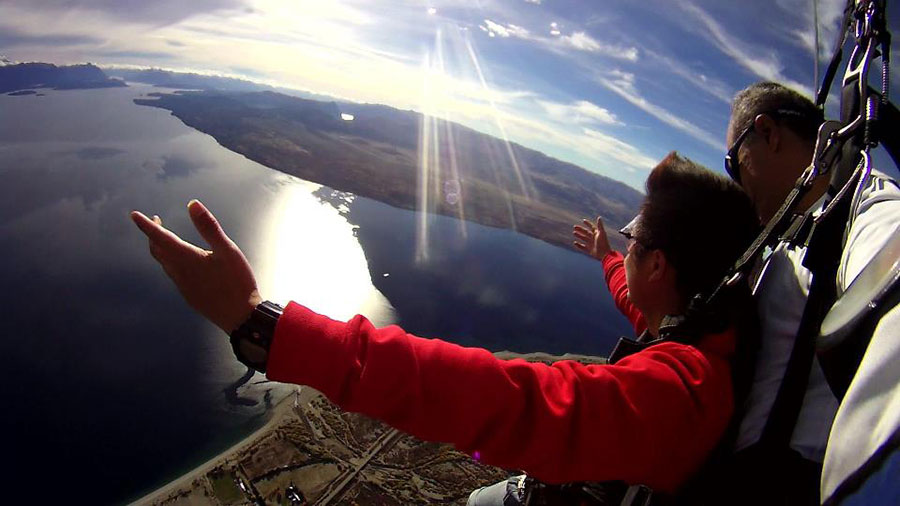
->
xmin=635 ymin=152 xmax=758 ymax=301
xmin=731 ymin=82 xmax=824 ymax=143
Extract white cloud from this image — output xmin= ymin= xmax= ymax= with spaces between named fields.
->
xmin=549 ymin=21 xmax=560 ymax=36
xmin=677 ymin=1 xmax=811 ymax=96
xmin=559 ymin=31 xmax=638 ymax=61
xmin=538 ymin=99 xmax=621 ymax=126
xmin=465 ymin=105 xmax=657 ymax=178
xmin=776 ymin=0 xmax=845 ymax=57
xmin=523 ymin=0 xmax=542 ymax=4
xmin=597 ymin=69 xmax=722 ymax=150
xmin=605 ymin=69 xmax=638 ymax=95
xmin=562 ymin=31 xmax=599 ymax=50
xmin=581 ymin=128 xmax=659 ymax=172
xmin=642 ymin=48 xmax=733 ymax=104
xmin=480 ymin=19 xmax=531 ymax=39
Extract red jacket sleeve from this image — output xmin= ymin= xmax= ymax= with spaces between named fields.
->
xmin=602 ymin=251 xmax=647 ymax=336
xmin=267 ymin=302 xmax=735 ymax=493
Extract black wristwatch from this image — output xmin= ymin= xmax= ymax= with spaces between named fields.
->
xmin=229 ymin=300 xmax=283 ymax=373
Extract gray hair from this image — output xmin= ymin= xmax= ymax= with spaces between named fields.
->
xmin=730 ymin=82 xmax=824 ymax=143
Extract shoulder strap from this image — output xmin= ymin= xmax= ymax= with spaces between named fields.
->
xmin=758 ymin=179 xmax=854 ymax=450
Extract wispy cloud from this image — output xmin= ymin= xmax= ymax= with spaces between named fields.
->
xmin=474 ymin=105 xmax=659 ymax=179
xmin=479 ymin=19 xmax=531 ymax=39
xmin=475 ymin=14 xmax=639 ymax=64
xmin=776 ymin=0 xmax=845 ymax=58
xmin=676 ymin=1 xmax=812 ymax=96
xmin=0 ymin=30 xmax=104 ymax=48
xmin=597 ymin=69 xmax=722 ymax=150
xmin=0 ymin=0 xmax=249 ymax=27
xmin=538 ymin=99 xmax=622 ymax=126
xmin=642 ymin=48 xmax=733 ymax=104
xmin=581 ymin=128 xmax=658 ymax=173
xmin=559 ymin=31 xmax=638 ymax=61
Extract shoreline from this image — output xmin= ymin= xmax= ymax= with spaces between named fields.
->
xmin=129 ymin=351 xmax=603 ymax=505
xmin=130 ymin=388 xmax=304 ymax=505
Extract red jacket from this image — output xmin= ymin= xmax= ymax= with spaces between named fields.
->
xmin=267 ymin=251 xmax=735 ymax=493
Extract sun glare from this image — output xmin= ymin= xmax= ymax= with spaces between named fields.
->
xmin=257 ymin=178 xmax=395 ymax=326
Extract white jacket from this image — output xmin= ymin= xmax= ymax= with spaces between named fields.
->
xmin=821 ymin=170 xmax=900 ymax=502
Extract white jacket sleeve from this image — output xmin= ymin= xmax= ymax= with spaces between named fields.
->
xmin=822 ymin=170 xmax=900 ymax=502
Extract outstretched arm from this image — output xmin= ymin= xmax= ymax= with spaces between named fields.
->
xmin=267 ymin=303 xmax=733 ymax=492
xmin=573 ymin=216 xmax=646 ymax=335
xmin=131 ymin=202 xmax=728 ymax=491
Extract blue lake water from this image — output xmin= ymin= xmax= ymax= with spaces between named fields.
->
xmin=0 ymin=85 xmax=632 ymax=504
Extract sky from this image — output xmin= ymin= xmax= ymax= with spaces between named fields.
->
xmin=1 ymin=0 xmax=898 ymax=189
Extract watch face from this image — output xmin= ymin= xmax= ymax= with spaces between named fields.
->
xmin=238 ymin=339 xmax=269 ymax=368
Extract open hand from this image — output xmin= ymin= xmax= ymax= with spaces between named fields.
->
xmin=131 ymin=200 xmax=262 ymax=334
xmin=573 ymin=216 xmax=612 ymax=260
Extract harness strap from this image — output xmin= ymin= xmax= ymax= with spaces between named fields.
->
xmin=761 ymin=160 xmax=858 ymax=445
xmin=816 ymin=0 xmax=855 ymax=108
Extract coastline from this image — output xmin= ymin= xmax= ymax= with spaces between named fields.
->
xmin=130 ymin=351 xmax=603 ymax=505
xmin=130 ymin=388 xmax=305 ymax=505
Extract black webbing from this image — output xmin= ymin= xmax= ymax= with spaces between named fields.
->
xmin=758 ymin=176 xmax=855 ymax=450
xmin=816 ymin=0 xmax=856 ymax=108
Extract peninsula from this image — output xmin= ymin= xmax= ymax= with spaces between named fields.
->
xmin=135 ymin=90 xmax=642 ymax=251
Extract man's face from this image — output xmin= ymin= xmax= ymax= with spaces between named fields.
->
xmin=726 ymin=119 xmax=766 ymax=221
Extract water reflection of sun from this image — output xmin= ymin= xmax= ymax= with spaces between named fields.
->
xmin=255 ymin=178 xmax=396 ymax=327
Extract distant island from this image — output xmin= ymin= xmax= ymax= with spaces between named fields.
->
xmin=0 ymin=62 xmax=126 ymax=94
xmin=136 ymin=90 xmax=643 ymax=251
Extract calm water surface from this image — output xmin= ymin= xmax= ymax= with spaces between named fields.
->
xmin=0 ymin=86 xmax=631 ymax=504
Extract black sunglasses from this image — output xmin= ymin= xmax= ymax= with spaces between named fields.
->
xmin=724 ymin=109 xmax=805 ymax=184
xmin=619 ymin=215 xmax=653 ymax=250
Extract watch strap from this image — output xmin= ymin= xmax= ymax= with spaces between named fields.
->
xmin=229 ymin=301 xmax=283 ymax=373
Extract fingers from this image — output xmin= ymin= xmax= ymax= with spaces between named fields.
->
xmin=188 ymin=200 xmax=231 ymax=250
xmin=573 ymin=241 xmax=588 ymax=252
xmin=131 ymin=210 xmax=205 ymax=261
xmin=573 ymin=227 xmax=593 ymax=241
xmin=131 ymin=211 xmax=184 ymax=250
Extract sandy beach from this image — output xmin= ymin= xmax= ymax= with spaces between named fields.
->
xmin=130 ymin=387 xmax=307 ymax=505
xmin=128 ymin=350 xmax=599 ymax=505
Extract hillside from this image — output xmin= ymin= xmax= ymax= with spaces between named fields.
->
xmin=136 ymin=90 xmax=643 ymax=250
xmin=0 ymin=63 xmax=126 ymax=93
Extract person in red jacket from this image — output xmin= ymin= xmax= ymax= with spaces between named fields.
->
xmin=130 ymin=152 xmax=757 ymax=499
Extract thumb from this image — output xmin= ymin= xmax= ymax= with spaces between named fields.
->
xmin=188 ymin=199 xmax=231 ymax=250
xmin=595 ymin=216 xmax=606 ymax=233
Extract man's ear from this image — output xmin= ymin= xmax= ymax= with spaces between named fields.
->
xmin=647 ymin=249 xmax=668 ymax=283
xmin=754 ymin=113 xmax=781 ymax=153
